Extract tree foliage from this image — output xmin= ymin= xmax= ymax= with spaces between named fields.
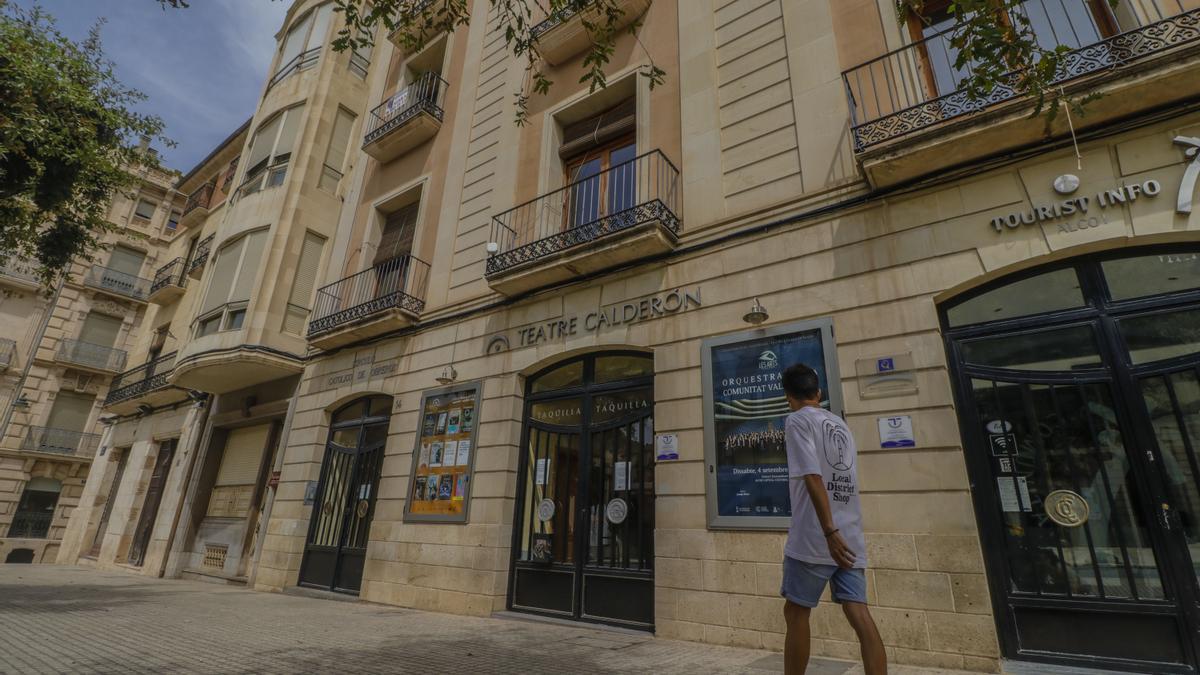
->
xmin=0 ymin=1 xmax=167 ymax=284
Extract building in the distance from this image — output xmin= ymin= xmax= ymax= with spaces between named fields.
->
xmin=61 ymin=0 xmax=1200 ymax=672
xmin=0 ymin=143 xmax=183 ymax=565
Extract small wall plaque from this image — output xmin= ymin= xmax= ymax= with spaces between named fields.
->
xmin=856 ymin=352 xmax=917 ymax=399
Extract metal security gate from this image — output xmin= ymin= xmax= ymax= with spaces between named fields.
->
xmin=128 ymin=439 xmax=176 ymax=567
xmin=942 ymin=247 xmax=1200 ymax=673
xmin=299 ymin=396 xmax=390 ymax=594
xmin=509 ymin=353 xmax=656 ymax=629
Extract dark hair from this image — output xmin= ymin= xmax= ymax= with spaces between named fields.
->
xmin=781 ymin=364 xmax=821 ymax=400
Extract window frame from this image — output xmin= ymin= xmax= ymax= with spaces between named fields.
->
xmin=133 ymin=198 xmax=157 ymax=221
xmin=236 ymin=105 xmax=305 ymax=199
xmin=193 ymin=230 xmax=268 ymax=338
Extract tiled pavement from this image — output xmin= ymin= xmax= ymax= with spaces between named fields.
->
xmin=0 ymin=566 xmax=972 ymax=674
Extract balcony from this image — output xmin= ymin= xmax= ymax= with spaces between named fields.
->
xmin=307 ymin=255 xmax=431 ymax=349
xmin=149 ymin=258 xmax=187 ymax=304
xmin=486 ymin=149 xmax=680 ymax=296
xmin=843 ymin=1 xmax=1200 ymax=186
xmin=56 ymin=339 xmax=128 ymax=375
xmin=386 ymin=0 xmax=439 ymax=50
xmin=533 ymin=0 xmax=651 ymax=66
xmin=180 ymin=182 xmax=215 ymax=229
xmin=188 ymin=233 xmax=214 ymax=279
xmin=363 ymin=73 xmax=447 ymax=164
xmin=0 ymin=253 xmax=40 ymax=290
xmin=6 ymin=512 xmax=53 ymax=539
xmin=83 ymin=265 xmax=150 ymax=302
xmin=0 ymin=338 xmax=15 ymax=372
xmin=21 ymin=426 xmax=101 ymax=459
xmin=104 ymin=352 xmax=185 ymax=414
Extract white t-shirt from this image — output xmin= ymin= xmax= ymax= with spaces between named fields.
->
xmin=784 ymin=406 xmax=867 ymax=568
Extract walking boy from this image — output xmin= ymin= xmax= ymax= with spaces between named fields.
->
xmin=779 ymin=364 xmax=886 ymax=675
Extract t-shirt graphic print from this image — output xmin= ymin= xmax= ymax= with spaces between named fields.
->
xmin=784 ymin=406 xmax=867 ymax=568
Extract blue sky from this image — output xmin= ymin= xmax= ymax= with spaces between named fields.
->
xmin=17 ymin=0 xmax=291 ymax=174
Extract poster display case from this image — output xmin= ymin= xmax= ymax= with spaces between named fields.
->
xmin=404 ymin=381 xmax=483 ymax=523
xmin=701 ymin=318 xmax=842 ymax=529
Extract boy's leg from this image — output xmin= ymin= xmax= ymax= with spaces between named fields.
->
xmin=841 ymin=602 xmax=887 ymax=675
xmin=783 ymin=600 xmax=811 ymax=675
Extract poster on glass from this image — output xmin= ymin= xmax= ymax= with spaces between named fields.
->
xmin=701 ymin=318 xmax=842 ymax=529
xmin=404 ymin=381 xmax=483 ymax=523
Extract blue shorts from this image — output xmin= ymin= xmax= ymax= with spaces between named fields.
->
xmin=780 ymin=556 xmax=867 ymax=608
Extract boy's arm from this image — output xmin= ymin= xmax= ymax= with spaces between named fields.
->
xmin=803 ymin=474 xmax=857 ymax=569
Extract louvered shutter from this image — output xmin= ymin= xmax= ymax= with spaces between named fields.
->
xmin=373 ymin=204 xmax=418 ymax=266
xmin=558 ymin=98 xmax=636 ymax=160
xmin=46 ymin=392 xmax=95 ymax=433
xmin=79 ymin=314 xmax=122 ymax=348
xmin=107 ymin=247 xmax=146 ymax=276
xmin=230 ymin=231 xmax=268 ymax=303
xmin=200 ymin=239 xmax=242 ymax=314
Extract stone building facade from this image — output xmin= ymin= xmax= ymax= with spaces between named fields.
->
xmin=61 ymin=0 xmax=1200 ymax=672
xmin=0 ymin=150 xmax=183 ymax=565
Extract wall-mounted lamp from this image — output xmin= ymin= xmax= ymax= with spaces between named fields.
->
xmin=11 ymin=393 xmax=30 ymax=409
xmin=436 ymin=365 xmax=458 ymax=385
xmin=742 ymin=298 xmax=769 ymax=326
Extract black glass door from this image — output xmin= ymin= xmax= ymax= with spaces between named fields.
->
xmin=299 ymin=396 xmax=390 ymax=594
xmin=509 ymin=353 xmax=655 ymax=629
xmin=943 ymin=247 xmax=1200 ymax=673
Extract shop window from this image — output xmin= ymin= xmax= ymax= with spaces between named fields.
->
xmin=195 ymin=229 xmax=268 ymax=337
xmin=945 ymin=267 xmax=1085 ymax=328
xmin=318 ymin=107 xmax=356 ymax=193
xmin=7 ymin=477 xmax=62 ymax=539
xmin=237 ymin=105 xmax=304 ymax=199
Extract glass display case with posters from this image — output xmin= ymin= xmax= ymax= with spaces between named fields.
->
xmin=701 ymin=318 xmax=842 ymax=529
xmin=404 ymin=381 xmax=483 ymax=523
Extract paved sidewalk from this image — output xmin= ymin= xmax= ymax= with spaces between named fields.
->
xmin=0 ymin=566 xmax=967 ymax=674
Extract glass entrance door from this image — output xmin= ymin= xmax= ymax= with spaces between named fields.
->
xmin=299 ymin=396 xmax=390 ymax=594
xmin=509 ymin=353 xmax=656 ymax=629
xmin=943 ymin=248 xmax=1200 ymax=672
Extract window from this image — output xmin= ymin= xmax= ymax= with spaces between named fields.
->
xmin=166 ymin=210 xmax=181 ymax=232
xmin=349 ymin=29 xmax=373 ymax=78
xmin=134 ymin=198 xmax=157 ymax=220
xmin=559 ymin=99 xmax=637 ymax=230
xmin=373 ymin=203 xmax=418 ymax=266
xmin=238 ymin=105 xmax=304 ymax=198
xmin=7 ymin=478 xmax=62 ymax=539
xmin=220 ymin=157 xmax=239 ymax=193
xmin=284 ymin=231 xmax=326 ymax=334
xmin=319 ymin=108 xmax=356 ymax=192
xmin=195 ymin=230 xmax=269 ymax=337
xmin=272 ymin=3 xmax=333 ymax=85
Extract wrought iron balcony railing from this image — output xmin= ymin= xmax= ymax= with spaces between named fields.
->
xmin=267 ymin=46 xmax=321 ymax=91
xmin=189 ymin=233 xmax=215 ymax=276
xmin=531 ymin=0 xmax=590 ymax=39
xmin=57 ymin=339 xmax=128 ymax=373
xmin=151 ymin=258 xmax=187 ymax=296
xmin=364 ymin=72 xmax=448 ymax=146
xmin=307 ymin=255 xmax=431 ymax=337
xmin=183 ymin=182 xmax=215 ymax=217
xmin=486 ymin=149 xmax=681 ymax=276
xmin=0 ymin=252 xmax=40 ymax=286
xmin=105 ymin=351 xmax=177 ymax=406
xmin=843 ymin=1 xmax=1200 ymax=152
xmin=21 ymin=426 xmax=101 ymax=458
xmin=7 ymin=512 xmax=53 ymax=539
xmin=84 ymin=265 xmax=150 ymax=301
xmin=0 ymin=338 xmax=16 ymax=369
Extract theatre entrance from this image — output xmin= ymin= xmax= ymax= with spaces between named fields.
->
xmin=508 ymin=352 xmax=656 ymax=629
xmin=942 ymin=247 xmax=1200 ymax=673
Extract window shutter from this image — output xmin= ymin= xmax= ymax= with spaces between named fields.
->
xmin=107 ymin=247 xmax=146 ymax=276
xmin=273 ymin=108 xmax=303 ymax=163
xmin=289 ymin=232 xmax=326 ymax=308
xmin=324 ymin=108 xmax=356 ymax=174
xmin=559 ymin=98 xmax=636 ymax=160
xmin=230 ymin=231 xmax=269 ymax=303
xmin=278 ymin=11 xmax=312 ymax=68
xmin=373 ymin=204 xmax=418 ymax=265
xmin=46 ymin=392 xmax=95 ymax=433
xmin=214 ymin=424 xmax=271 ymax=486
xmin=306 ymin=3 xmax=334 ymax=52
xmin=200 ymin=239 xmax=242 ymax=314
xmin=246 ymin=116 xmax=280 ymax=174
xmin=79 ymin=314 xmax=123 ymax=348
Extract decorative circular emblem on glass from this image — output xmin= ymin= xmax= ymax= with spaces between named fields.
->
xmin=605 ymin=498 xmax=628 ymax=525
xmin=536 ymin=498 xmax=556 ymax=522
xmin=356 ymin=499 xmax=370 ymax=519
xmin=1045 ymin=489 xmax=1089 ymax=527
xmin=1053 ymin=173 xmax=1081 ymax=195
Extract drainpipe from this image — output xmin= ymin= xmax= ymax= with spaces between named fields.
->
xmin=0 ymin=277 xmax=65 ymax=446
xmin=155 ymin=393 xmax=213 ymax=578
xmin=246 ymin=386 xmax=300 ymax=588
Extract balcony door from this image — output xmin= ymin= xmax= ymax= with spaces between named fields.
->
xmin=943 ymin=247 xmax=1200 ymax=672
xmin=42 ymin=392 xmax=95 ymax=454
xmin=104 ymin=246 xmax=146 ymax=292
xmin=560 ymin=97 xmax=636 ymax=232
xmin=509 ymin=353 xmax=656 ymax=629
